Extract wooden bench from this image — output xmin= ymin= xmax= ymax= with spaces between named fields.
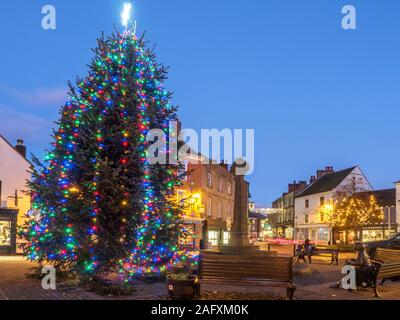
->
xmin=372 ymin=248 xmax=400 ymax=297
xmin=314 ymin=246 xmax=340 ymax=265
xmin=293 ymin=245 xmax=339 ymax=265
xmin=199 ymin=252 xmax=296 ymax=300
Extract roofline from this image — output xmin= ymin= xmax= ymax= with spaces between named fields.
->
xmin=0 ymin=134 xmax=32 ymax=166
xmin=355 ymin=165 xmax=374 ymax=191
xmin=295 ymin=166 xmax=358 ymax=198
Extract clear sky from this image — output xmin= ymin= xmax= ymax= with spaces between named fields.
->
xmin=0 ymin=0 xmax=399 ymax=206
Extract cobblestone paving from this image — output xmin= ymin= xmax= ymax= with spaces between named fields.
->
xmin=1 ymin=254 xmax=400 ymax=300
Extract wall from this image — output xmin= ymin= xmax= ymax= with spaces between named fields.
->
xmin=396 ymin=182 xmax=400 ymax=232
xmin=0 ymin=137 xmax=31 ymax=224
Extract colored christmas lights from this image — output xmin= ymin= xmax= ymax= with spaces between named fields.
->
xmin=20 ymin=30 xmax=191 ymax=280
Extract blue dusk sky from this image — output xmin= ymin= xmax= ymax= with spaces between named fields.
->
xmin=0 ymin=0 xmax=399 ymax=206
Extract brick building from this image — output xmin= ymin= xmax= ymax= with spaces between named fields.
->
xmin=176 ymin=153 xmax=235 ymax=249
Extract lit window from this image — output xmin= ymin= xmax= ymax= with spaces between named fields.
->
xmin=208 ymin=230 xmax=219 ymax=246
xmin=0 ymin=221 xmax=11 ymax=246
xmin=223 ymin=231 xmax=230 ymax=244
xmin=318 ymin=228 xmax=329 ymax=241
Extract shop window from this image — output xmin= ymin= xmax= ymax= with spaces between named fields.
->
xmin=0 ymin=221 xmax=11 ymax=246
xmin=223 ymin=231 xmax=230 ymax=244
xmin=208 ymin=230 xmax=219 ymax=246
xmin=318 ymin=228 xmax=329 ymax=241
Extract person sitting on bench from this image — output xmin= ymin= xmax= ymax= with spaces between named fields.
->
xmin=296 ymin=239 xmax=314 ymax=263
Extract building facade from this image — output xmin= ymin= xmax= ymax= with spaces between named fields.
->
xmin=0 ymin=136 xmax=31 ymax=254
xmin=344 ymin=188 xmax=398 ymax=242
xmin=396 ymin=181 xmax=400 ymax=229
xmin=271 ymin=181 xmax=307 ymax=240
xmin=177 ymin=154 xmax=235 ymax=249
xmin=294 ymin=166 xmax=372 ymax=245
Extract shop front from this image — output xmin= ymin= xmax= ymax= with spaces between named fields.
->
xmin=333 ymin=224 xmax=398 ymax=244
xmin=206 ymin=218 xmax=230 ymax=246
xmin=0 ymin=209 xmax=18 ymax=255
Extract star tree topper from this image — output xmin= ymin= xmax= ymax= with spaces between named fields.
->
xmin=122 ymin=2 xmax=137 ymax=35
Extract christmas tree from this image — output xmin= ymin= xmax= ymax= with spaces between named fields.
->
xmin=20 ymin=30 xmax=186 ymax=280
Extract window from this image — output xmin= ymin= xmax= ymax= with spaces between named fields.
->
xmin=227 ymin=203 xmax=232 ymax=218
xmin=223 ymin=231 xmax=230 ymax=244
xmin=207 ymin=173 xmax=213 ymax=187
xmin=207 ymin=197 xmax=212 ymax=216
xmin=320 ymin=212 xmax=325 ymax=222
xmin=227 ymin=182 xmax=232 ymax=195
xmin=218 ymin=201 xmax=222 ymax=218
xmin=218 ymin=178 xmax=223 ymax=192
xmin=305 ymin=199 xmax=309 ymax=208
xmin=0 ymin=221 xmax=11 ymax=246
xmin=208 ymin=230 xmax=219 ymax=246
xmin=305 ymin=214 xmax=309 ymax=224
xmin=178 ymin=161 xmax=188 ymax=181
xmin=318 ymin=228 xmax=329 ymax=241
xmin=320 ymin=197 xmax=325 ymax=206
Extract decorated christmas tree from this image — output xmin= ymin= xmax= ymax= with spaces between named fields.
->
xmin=20 ymin=20 xmax=186 ymax=280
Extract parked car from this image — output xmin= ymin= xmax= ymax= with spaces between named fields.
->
xmin=365 ymin=233 xmax=400 ymax=257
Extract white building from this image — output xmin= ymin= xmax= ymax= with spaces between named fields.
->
xmin=396 ymin=181 xmax=400 ymax=231
xmin=294 ymin=166 xmax=372 ymax=245
xmin=0 ymin=135 xmax=31 ymax=254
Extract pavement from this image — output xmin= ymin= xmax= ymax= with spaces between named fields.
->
xmin=0 ymin=246 xmax=399 ymax=300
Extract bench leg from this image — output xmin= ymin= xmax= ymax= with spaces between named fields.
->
xmin=287 ymin=283 xmax=296 ymax=300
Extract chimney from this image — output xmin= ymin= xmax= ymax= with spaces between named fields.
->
xmin=15 ymin=139 xmax=27 ymax=158
xmin=288 ymin=180 xmax=309 ymax=193
xmin=310 ymin=175 xmax=316 ymax=184
xmin=325 ymin=166 xmax=334 ymax=173
xmin=316 ymin=166 xmax=334 ymax=179
xmin=219 ymin=160 xmax=229 ymax=170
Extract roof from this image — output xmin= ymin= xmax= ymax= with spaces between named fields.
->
xmin=353 ymin=189 xmax=396 ymax=207
xmin=249 ymin=211 xmax=268 ymax=220
xmin=0 ymin=134 xmax=31 ymax=166
xmin=297 ymin=166 xmax=357 ymax=198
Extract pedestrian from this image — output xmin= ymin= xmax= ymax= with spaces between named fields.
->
xmin=304 ymin=239 xmax=314 ymax=263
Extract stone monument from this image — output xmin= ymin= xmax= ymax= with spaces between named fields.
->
xmin=216 ymin=160 xmax=261 ymax=254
